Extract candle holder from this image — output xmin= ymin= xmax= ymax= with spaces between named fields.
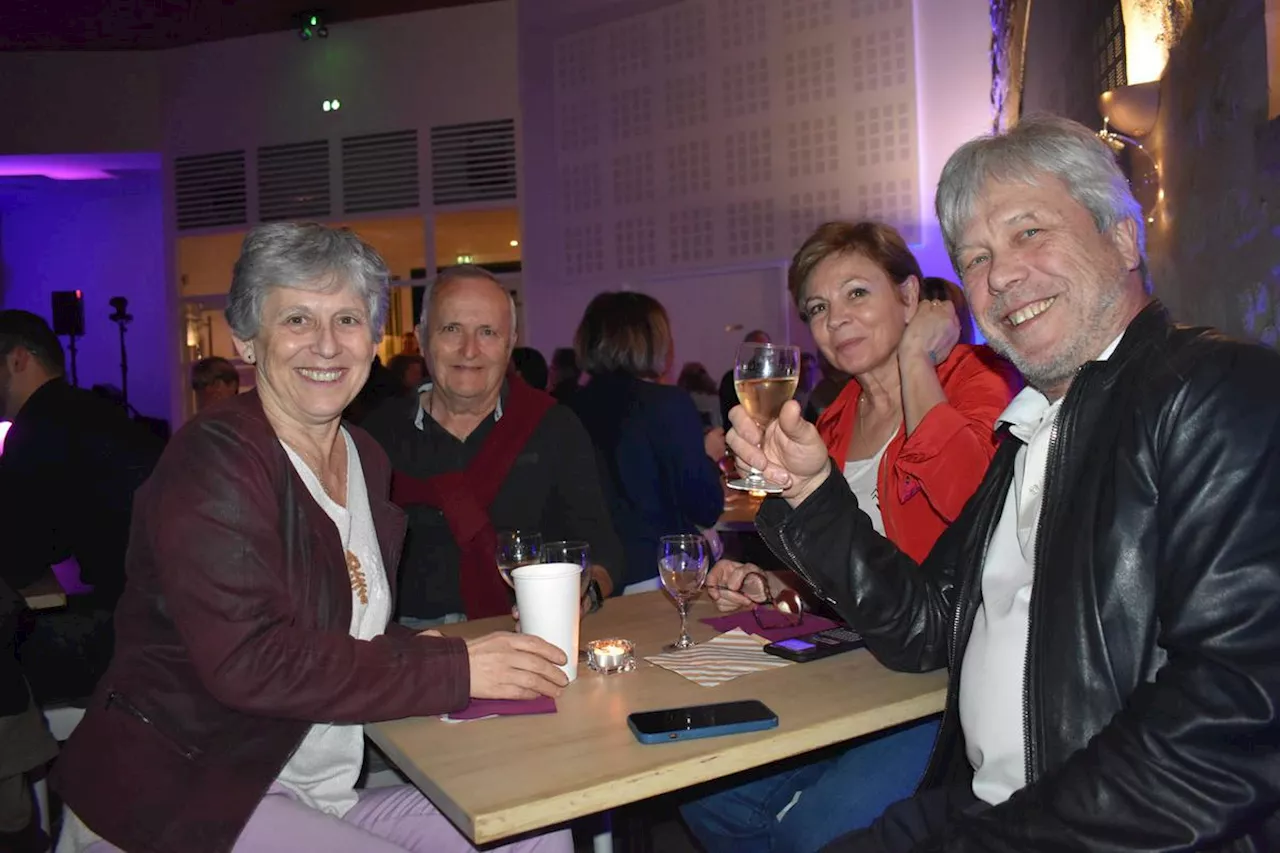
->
xmin=585 ymin=638 xmax=637 ymax=675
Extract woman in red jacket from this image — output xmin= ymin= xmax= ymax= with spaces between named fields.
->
xmin=805 ymin=223 xmax=1019 ymax=563
xmin=685 ymin=221 xmax=1018 ymax=853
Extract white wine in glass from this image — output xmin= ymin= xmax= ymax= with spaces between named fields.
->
xmin=496 ymin=530 xmax=542 ymax=588
xmin=734 ymin=377 xmax=800 ymax=425
xmin=658 ymin=534 xmax=710 ymax=651
xmin=728 ymin=343 xmax=801 ymax=494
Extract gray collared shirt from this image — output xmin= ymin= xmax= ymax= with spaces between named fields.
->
xmin=412 ymin=382 xmax=504 ymax=431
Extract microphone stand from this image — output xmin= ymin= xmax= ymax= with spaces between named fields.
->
xmin=108 ymin=298 xmax=133 ymax=411
xmin=65 ymin=333 xmax=80 ymax=386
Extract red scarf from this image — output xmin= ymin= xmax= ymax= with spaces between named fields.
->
xmin=390 ymin=376 xmax=556 ymax=619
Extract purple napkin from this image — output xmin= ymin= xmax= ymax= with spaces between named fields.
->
xmin=701 ymin=611 xmax=841 ymax=643
xmin=446 ymin=696 xmax=557 ymax=721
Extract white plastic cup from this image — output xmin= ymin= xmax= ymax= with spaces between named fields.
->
xmin=512 ymin=561 xmax=582 ymax=682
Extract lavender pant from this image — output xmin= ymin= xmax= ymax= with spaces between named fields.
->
xmin=83 ymin=784 xmax=572 ymax=853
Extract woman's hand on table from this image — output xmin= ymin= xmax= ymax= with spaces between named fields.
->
xmin=465 ymin=632 xmax=569 ymax=700
xmin=726 ymin=402 xmax=831 ymax=505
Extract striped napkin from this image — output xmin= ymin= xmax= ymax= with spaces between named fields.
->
xmin=644 ymin=628 xmax=793 ymax=687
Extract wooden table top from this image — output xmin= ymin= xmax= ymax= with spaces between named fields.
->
xmin=368 ymin=591 xmax=947 ymax=845
xmin=20 ymin=571 xmax=67 ymax=611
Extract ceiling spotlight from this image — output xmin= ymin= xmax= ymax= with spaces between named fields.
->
xmin=509 ymin=239 xmax=519 ymax=247
xmin=299 ymin=11 xmax=328 ymax=40
xmin=322 ymin=99 xmax=341 ymax=112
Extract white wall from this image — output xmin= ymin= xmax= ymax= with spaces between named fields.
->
xmin=519 ymin=0 xmax=992 ymax=372
xmin=911 ymin=0 xmax=995 ymax=278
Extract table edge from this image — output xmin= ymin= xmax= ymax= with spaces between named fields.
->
xmin=371 ymin=687 xmax=946 ymax=845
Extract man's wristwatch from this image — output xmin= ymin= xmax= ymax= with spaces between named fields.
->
xmin=584 ymin=578 xmax=605 ymax=614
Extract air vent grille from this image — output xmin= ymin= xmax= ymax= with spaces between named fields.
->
xmin=257 ymin=140 xmax=331 ymax=222
xmin=174 ymin=150 xmax=247 ymax=230
xmin=341 ymin=129 xmax=421 ymax=214
xmin=431 ymin=118 xmax=517 ymax=205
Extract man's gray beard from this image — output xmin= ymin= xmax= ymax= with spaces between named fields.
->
xmin=986 ymin=337 xmax=1080 ymax=395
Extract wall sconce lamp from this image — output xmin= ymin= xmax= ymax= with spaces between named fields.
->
xmin=1098 ymin=81 xmax=1161 ymax=138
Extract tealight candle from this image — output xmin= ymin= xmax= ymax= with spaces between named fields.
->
xmin=586 ymin=638 xmax=636 ymax=675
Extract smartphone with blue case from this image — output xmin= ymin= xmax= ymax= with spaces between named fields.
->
xmin=627 ymin=700 xmax=778 ymax=744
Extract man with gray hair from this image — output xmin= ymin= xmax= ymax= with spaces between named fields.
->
xmin=364 ymin=265 xmax=623 ymax=624
xmin=716 ymin=115 xmax=1280 ymax=850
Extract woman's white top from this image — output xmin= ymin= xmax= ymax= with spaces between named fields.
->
xmin=841 ymin=434 xmax=895 ymax=536
xmin=274 ymin=427 xmax=390 ymax=817
xmin=59 ymin=429 xmax=389 ymax=851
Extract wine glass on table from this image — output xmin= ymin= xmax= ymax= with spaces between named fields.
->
xmin=658 ymin=534 xmax=710 ymax=651
xmin=727 ymin=342 xmax=801 ymax=494
xmin=496 ymin=530 xmax=542 ymax=588
xmin=544 ymin=540 xmax=592 ymax=599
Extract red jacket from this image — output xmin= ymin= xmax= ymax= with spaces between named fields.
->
xmin=817 ymin=344 xmax=1020 ymax=563
xmin=52 ymin=391 xmax=471 ymax=853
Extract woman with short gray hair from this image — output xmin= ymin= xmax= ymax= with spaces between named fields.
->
xmin=53 ymin=222 xmax=572 ymax=853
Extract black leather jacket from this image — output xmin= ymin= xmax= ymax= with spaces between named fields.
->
xmin=758 ymin=302 xmax=1280 ymax=851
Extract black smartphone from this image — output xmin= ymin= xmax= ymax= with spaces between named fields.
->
xmin=763 ymin=626 xmax=865 ymax=662
xmin=627 ymin=699 xmax=779 ymax=744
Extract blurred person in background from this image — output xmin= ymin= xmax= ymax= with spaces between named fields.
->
xmin=793 ymin=351 xmax=822 ymax=418
xmin=676 ymin=361 xmax=722 ymax=432
xmin=0 ymin=310 xmax=161 ymax=706
xmin=191 ymin=356 xmax=241 ymax=412
xmin=386 ymin=354 xmax=428 ymax=398
xmin=548 ymin=347 xmax=581 ymax=404
xmin=568 ymin=292 xmax=725 ymax=593
xmin=802 ymin=353 xmax=847 ymax=423
xmin=509 ymin=346 xmax=548 ymax=393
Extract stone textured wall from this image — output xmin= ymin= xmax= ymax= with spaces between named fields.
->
xmin=1148 ymin=0 xmax=1280 ymax=343
xmin=1019 ymin=0 xmax=1280 ymax=343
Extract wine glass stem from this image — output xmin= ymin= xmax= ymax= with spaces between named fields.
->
xmin=678 ymin=598 xmax=691 ymax=644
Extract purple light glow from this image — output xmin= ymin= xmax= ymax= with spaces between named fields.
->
xmin=0 ymin=420 xmax=9 ymax=455
xmin=0 ymin=153 xmax=160 ymax=181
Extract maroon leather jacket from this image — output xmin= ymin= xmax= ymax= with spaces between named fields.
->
xmin=52 ymin=391 xmax=471 ymax=853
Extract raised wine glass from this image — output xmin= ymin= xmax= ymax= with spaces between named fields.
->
xmin=727 ymin=342 xmax=801 ymax=494
xmin=658 ymin=534 xmax=710 ymax=651
xmin=496 ymin=530 xmax=542 ymax=588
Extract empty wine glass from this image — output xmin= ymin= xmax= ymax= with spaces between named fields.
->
xmin=496 ymin=530 xmax=542 ymax=588
xmin=544 ymin=539 xmax=592 ymax=598
xmin=658 ymin=534 xmax=710 ymax=651
xmin=728 ymin=342 xmax=801 ymax=494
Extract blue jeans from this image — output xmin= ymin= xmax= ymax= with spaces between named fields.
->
xmin=681 ymin=719 xmax=939 ymax=853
